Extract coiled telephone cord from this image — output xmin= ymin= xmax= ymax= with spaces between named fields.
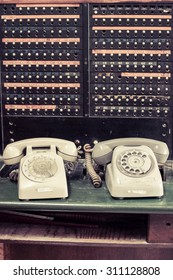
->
xmin=84 ymin=144 xmax=102 ymax=188
xmin=9 ymin=169 xmax=18 ymax=182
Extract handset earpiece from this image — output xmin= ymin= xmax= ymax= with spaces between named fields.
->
xmin=92 ymin=143 xmax=113 ymax=165
xmin=3 ymin=144 xmax=24 ymax=165
xmin=57 ymin=142 xmax=78 ymax=162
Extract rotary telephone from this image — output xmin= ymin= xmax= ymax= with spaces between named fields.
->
xmin=92 ymin=138 xmax=169 ymax=198
xmin=3 ymin=138 xmax=78 ymax=200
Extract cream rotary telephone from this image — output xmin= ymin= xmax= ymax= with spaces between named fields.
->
xmin=3 ymin=138 xmax=78 ymax=200
xmin=92 ymin=138 xmax=169 ymax=198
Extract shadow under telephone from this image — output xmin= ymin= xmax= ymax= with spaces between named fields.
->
xmin=2 ymin=138 xmax=78 ymax=200
xmin=92 ymin=138 xmax=169 ymax=198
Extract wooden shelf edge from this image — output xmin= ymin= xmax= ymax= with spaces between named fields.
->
xmin=0 ymin=222 xmax=147 ymax=246
xmin=0 ymin=222 xmax=172 ymax=248
xmin=1 ymin=236 xmax=173 ymax=248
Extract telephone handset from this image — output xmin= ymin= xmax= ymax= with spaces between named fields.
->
xmin=92 ymin=138 xmax=169 ymax=198
xmin=3 ymin=138 xmax=78 ymax=200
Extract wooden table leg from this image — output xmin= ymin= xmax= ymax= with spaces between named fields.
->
xmin=0 ymin=243 xmax=4 ymax=260
xmin=147 ymin=214 xmax=173 ymax=243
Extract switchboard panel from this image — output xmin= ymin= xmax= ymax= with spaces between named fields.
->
xmin=0 ymin=4 xmax=84 ymax=118
xmin=0 ymin=3 xmax=173 ymax=157
xmin=89 ymin=3 xmax=172 ymax=119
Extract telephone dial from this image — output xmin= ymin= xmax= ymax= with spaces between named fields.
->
xmin=3 ymin=138 xmax=78 ymax=200
xmin=92 ymin=138 xmax=169 ymax=198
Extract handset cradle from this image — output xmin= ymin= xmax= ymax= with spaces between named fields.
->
xmin=3 ymin=138 xmax=78 ymax=200
xmin=92 ymin=137 xmax=169 ymax=198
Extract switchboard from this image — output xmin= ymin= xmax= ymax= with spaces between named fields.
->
xmin=0 ymin=2 xmax=173 ymax=157
xmin=0 ymin=4 xmax=84 ymax=118
xmin=89 ymin=3 xmax=172 ymax=119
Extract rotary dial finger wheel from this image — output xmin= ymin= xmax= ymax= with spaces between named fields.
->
xmin=118 ymin=149 xmax=152 ymax=177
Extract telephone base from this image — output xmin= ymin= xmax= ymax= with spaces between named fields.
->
xmin=18 ymin=151 xmax=68 ymax=200
xmin=106 ymin=163 xmax=164 ymax=198
xmin=105 ymin=145 xmax=164 ymax=199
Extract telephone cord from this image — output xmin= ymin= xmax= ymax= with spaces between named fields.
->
xmin=84 ymin=144 xmax=102 ymax=188
xmin=9 ymin=169 xmax=18 ymax=182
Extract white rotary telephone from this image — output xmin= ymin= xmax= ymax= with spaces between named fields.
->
xmin=92 ymin=137 xmax=169 ymax=198
xmin=3 ymin=138 xmax=78 ymax=200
